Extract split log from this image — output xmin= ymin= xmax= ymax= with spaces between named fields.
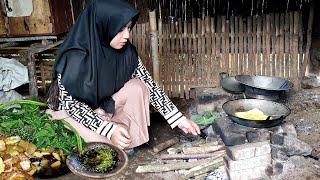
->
xmin=182 ymin=157 xmax=224 ymax=179
xmin=153 ymin=137 xmax=179 ymax=153
xmin=136 ymin=157 xmax=216 ymax=173
xmin=182 ymin=144 xmax=225 ymax=154
xmin=160 ymin=150 xmax=225 ymax=160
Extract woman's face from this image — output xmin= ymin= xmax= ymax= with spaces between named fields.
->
xmin=110 ymin=21 xmax=132 ymax=49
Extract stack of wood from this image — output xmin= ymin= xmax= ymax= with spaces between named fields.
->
xmin=136 ymin=138 xmax=226 ymax=179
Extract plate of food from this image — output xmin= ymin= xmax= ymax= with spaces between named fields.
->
xmin=66 ymin=142 xmax=128 ymax=179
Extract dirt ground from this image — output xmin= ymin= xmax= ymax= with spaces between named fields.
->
xmin=40 ymin=87 xmax=320 ymax=180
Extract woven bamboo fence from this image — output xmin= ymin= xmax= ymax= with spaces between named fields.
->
xmin=130 ymin=11 xmax=309 ymax=99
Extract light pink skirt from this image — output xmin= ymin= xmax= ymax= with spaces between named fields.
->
xmin=46 ymin=79 xmax=150 ymax=148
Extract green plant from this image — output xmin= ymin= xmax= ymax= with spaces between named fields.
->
xmin=0 ymin=99 xmax=83 ymax=155
xmin=192 ymin=111 xmax=220 ymax=126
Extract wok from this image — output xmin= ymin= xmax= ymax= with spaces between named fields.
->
xmin=235 ymin=75 xmax=293 ymax=100
xmin=220 ymin=72 xmax=245 ymax=94
xmin=222 ymin=99 xmax=291 ymax=128
xmin=235 ymin=75 xmax=294 ymax=91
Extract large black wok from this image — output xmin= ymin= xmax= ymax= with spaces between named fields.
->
xmin=235 ymin=75 xmax=294 ymax=100
xmin=222 ymin=99 xmax=291 ymax=128
xmin=219 ymin=72 xmax=245 ymax=94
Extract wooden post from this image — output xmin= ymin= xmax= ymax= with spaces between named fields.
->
xmin=149 ymin=10 xmax=160 ymax=84
xmin=27 ymin=51 xmax=38 ymax=97
xmin=305 ymin=3 xmax=315 ymax=77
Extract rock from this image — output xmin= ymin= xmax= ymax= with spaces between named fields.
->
xmin=280 ymin=136 xmax=312 ymax=156
xmin=265 ymin=162 xmax=283 ymax=176
xmin=288 ymin=156 xmax=307 ymax=169
xmin=202 ymin=125 xmax=215 ymax=137
xmin=211 ymin=118 xmax=247 ymax=146
xmin=271 ymin=145 xmax=289 ymax=161
xmin=273 ymin=162 xmax=284 ymax=175
xmin=271 ymin=126 xmax=284 ymax=134
xmin=310 ymin=144 xmax=320 ymax=159
xmin=270 ymin=133 xmax=284 ymax=145
xmin=246 ymin=129 xmax=270 ymax=143
xmin=281 ymin=123 xmax=297 ymax=137
xmin=301 ymin=75 xmax=320 ymax=89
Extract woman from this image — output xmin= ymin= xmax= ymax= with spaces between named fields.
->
xmin=47 ymin=0 xmax=200 ymax=152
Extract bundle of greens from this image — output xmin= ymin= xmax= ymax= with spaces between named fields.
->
xmin=0 ymin=99 xmax=82 ymax=155
xmin=80 ymin=147 xmax=117 ymax=173
xmin=191 ymin=111 xmax=220 ymax=126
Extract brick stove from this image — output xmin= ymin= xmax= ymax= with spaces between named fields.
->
xmin=190 ymin=87 xmax=313 ymax=180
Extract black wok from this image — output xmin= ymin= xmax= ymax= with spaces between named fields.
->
xmin=235 ymin=75 xmax=294 ymax=91
xmin=222 ymin=99 xmax=291 ymax=128
xmin=220 ymin=72 xmax=245 ymax=94
xmin=235 ymin=75 xmax=293 ymax=100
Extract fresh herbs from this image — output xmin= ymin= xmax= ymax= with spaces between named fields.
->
xmin=80 ymin=147 xmax=117 ymax=173
xmin=192 ymin=111 xmax=220 ymax=126
xmin=0 ymin=99 xmax=82 ymax=155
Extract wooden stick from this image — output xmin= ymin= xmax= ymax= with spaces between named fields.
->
xmin=135 ymin=157 xmax=216 ymax=173
xmin=182 ymin=145 xmax=225 ymax=154
xmin=153 ymin=137 xmax=179 ymax=153
xmin=182 ymin=158 xmax=224 ymax=179
xmin=160 ymin=150 xmax=226 ymax=160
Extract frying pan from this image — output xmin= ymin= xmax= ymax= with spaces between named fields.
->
xmin=222 ymin=99 xmax=291 ymax=128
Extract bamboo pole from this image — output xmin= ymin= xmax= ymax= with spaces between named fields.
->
xmin=149 ymin=10 xmax=160 ymax=84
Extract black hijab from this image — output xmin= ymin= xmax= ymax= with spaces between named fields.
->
xmin=54 ymin=0 xmax=139 ymax=113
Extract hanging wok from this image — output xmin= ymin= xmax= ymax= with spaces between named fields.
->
xmin=222 ymin=99 xmax=291 ymax=128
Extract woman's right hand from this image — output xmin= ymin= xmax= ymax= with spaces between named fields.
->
xmin=110 ymin=125 xmax=131 ymax=149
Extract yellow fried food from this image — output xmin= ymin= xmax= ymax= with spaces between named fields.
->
xmin=235 ymin=108 xmax=268 ymax=120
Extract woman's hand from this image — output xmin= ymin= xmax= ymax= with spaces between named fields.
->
xmin=177 ymin=119 xmax=201 ymax=136
xmin=111 ymin=125 xmax=131 ymax=149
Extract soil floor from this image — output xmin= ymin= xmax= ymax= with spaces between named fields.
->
xmin=37 ymin=87 xmax=320 ymax=180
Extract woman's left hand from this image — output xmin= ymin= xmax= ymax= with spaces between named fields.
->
xmin=177 ymin=119 xmax=201 ymax=136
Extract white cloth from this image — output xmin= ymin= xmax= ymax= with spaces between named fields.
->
xmin=0 ymin=57 xmax=28 ymax=91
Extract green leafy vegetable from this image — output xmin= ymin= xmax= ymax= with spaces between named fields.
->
xmin=81 ymin=147 xmax=115 ymax=173
xmin=0 ymin=99 xmax=83 ymax=155
xmin=192 ymin=111 xmax=220 ymax=125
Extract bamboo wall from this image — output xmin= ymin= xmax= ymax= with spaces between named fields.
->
xmin=130 ymin=11 xmax=308 ymax=99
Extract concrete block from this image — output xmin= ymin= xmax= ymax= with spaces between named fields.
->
xmin=226 ymin=141 xmax=271 ymax=160
xmin=224 ymin=154 xmax=271 ymax=171
xmin=226 ymin=165 xmax=268 ymax=180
